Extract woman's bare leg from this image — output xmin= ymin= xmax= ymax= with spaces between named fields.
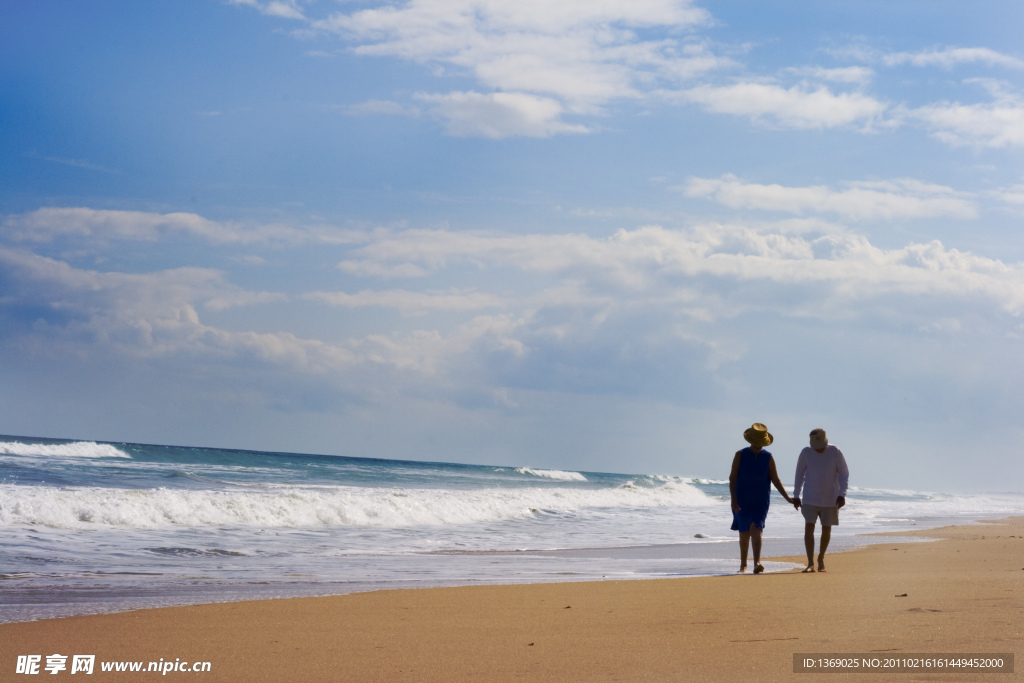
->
xmin=738 ymin=531 xmax=750 ymax=572
xmin=749 ymin=522 xmax=764 ymax=573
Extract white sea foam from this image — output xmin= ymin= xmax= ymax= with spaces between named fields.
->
xmin=648 ymin=475 xmax=728 ymax=485
xmin=0 ymin=479 xmax=712 ymax=530
xmin=847 ymin=492 xmax=1024 ymax=515
xmin=0 ymin=441 xmax=131 ymax=459
xmin=515 ymin=467 xmax=587 ymax=481
xmin=845 ymin=485 xmax=937 ymax=498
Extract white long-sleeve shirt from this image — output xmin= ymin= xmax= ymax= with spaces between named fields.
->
xmin=793 ymin=445 xmax=849 ymax=508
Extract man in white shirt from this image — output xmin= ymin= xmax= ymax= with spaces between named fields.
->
xmin=793 ymin=428 xmax=849 ymax=573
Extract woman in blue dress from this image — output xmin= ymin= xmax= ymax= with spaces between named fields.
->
xmin=729 ymin=423 xmax=797 ymax=573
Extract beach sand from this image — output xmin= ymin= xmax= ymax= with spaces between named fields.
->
xmin=2 ymin=517 xmax=1021 ymax=682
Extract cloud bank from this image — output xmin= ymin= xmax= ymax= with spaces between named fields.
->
xmin=7 ymin=208 xmax=1021 ymax=396
xmin=681 ymin=175 xmax=977 ymax=220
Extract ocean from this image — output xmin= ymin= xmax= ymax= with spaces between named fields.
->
xmin=2 ymin=435 xmax=1022 ymax=624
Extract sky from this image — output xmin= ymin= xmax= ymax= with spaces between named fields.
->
xmin=2 ymin=0 xmax=1023 ymax=491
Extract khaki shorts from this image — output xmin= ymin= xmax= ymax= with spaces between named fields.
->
xmin=801 ymin=504 xmax=839 ymax=526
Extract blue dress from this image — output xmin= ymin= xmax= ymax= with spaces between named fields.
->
xmin=731 ymin=447 xmax=772 ymax=532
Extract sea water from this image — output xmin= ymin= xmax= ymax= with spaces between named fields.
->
xmin=2 ymin=435 xmax=1022 ymax=624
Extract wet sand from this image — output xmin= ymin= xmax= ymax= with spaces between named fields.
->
xmin=2 ymin=517 xmax=1021 ymax=682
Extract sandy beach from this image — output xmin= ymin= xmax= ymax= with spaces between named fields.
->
xmin=3 ymin=517 xmax=1020 ymax=682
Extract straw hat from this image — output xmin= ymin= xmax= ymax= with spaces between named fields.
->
xmin=743 ymin=423 xmax=773 ymax=447
xmin=809 ymin=428 xmax=828 ymax=450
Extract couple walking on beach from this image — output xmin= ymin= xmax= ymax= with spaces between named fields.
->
xmin=729 ymin=423 xmax=849 ymax=574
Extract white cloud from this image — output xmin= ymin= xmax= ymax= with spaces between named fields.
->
xmin=3 ymin=208 xmax=224 ymax=242
xmin=1 ymin=208 xmax=369 ymax=247
xmin=305 ymin=289 xmax=506 ymax=314
xmin=884 ymin=47 xmax=1024 ymax=70
xmin=416 ymin=91 xmax=589 ymax=138
xmin=0 ymin=250 xmax=320 ymax=373
xmin=0 ymin=249 xmax=524 ymax=379
xmin=228 ymin=0 xmax=305 ymax=21
xmin=681 ymin=174 xmax=977 ymax=220
xmin=682 ymin=82 xmax=887 ymax=129
xmin=22 ymin=151 xmax=118 ymax=174
xmin=336 ymin=225 xmax=1024 ymax=315
xmin=338 ymin=260 xmax=432 ymax=278
xmin=230 ymin=254 xmax=268 ymax=266
xmin=296 ymin=0 xmax=728 ymax=136
xmin=786 ymin=66 xmax=875 ymax=85
xmin=313 ymin=0 xmax=716 ymax=105
xmin=204 ymin=291 xmax=288 ymax=312
xmin=338 ymin=229 xmax=639 ymax=282
xmin=0 ymin=248 xmax=284 ymax=317
xmin=991 ymin=184 xmax=1024 ymax=206
xmin=909 ymin=98 xmax=1024 ymax=149
xmin=341 ymin=99 xmax=420 ymax=116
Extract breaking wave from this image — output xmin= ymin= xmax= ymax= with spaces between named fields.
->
xmin=515 ymin=467 xmax=587 ymax=481
xmin=0 ymin=441 xmax=131 ymax=459
xmin=0 ymin=479 xmax=713 ymax=530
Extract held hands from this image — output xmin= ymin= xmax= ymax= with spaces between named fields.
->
xmin=731 ymin=499 xmax=740 ymax=513
xmin=836 ymin=496 xmax=846 ymax=509
xmin=792 ymin=497 xmax=801 ymax=510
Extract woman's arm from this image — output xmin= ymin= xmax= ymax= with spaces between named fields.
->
xmin=768 ymin=456 xmax=796 ymax=506
xmin=728 ymin=451 xmax=742 ymax=513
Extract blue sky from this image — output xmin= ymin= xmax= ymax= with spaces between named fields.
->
xmin=2 ymin=0 xmax=1023 ymax=491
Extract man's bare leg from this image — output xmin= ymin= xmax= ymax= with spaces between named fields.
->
xmin=738 ymin=531 xmax=750 ymax=572
xmin=817 ymin=525 xmax=832 ymax=572
xmin=749 ymin=522 xmax=764 ymax=573
xmin=803 ymin=522 xmax=816 ymax=572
